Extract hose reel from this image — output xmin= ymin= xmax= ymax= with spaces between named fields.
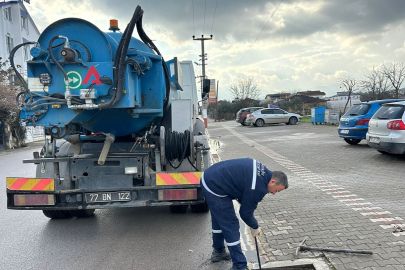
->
xmin=159 ymin=126 xmax=195 ymax=170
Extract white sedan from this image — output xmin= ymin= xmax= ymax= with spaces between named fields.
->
xmin=245 ymin=108 xmax=302 ymax=127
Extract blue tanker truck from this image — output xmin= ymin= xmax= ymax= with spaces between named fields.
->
xmin=6 ymin=5 xmax=211 ymax=218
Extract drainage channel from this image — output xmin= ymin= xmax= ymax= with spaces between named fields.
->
xmin=257 ymin=258 xmax=332 ymax=270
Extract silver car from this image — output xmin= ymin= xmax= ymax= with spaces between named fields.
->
xmin=245 ymin=108 xmax=301 ymax=127
xmin=367 ymin=101 xmax=405 ymax=154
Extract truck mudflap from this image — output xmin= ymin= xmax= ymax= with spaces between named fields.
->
xmin=6 ymin=177 xmax=205 ymax=210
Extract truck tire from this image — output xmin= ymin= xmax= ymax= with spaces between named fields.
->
xmin=42 ymin=210 xmax=72 ymax=219
xmin=70 ymin=209 xmax=95 ymax=218
xmin=190 ymin=202 xmax=209 ymax=213
xmin=169 ymin=205 xmax=189 ymax=214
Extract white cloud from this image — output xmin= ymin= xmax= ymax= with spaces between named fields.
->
xmin=23 ymin=0 xmax=405 ymax=101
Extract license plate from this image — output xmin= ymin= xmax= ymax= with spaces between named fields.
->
xmin=369 ymin=137 xmax=380 ymax=144
xmin=340 ymin=129 xmax=349 ymax=134
xmin=85 ymin=191 xmax=131 ymax=203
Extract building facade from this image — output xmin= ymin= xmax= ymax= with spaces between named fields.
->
xmin=327 ymin=91 xmax=361 ymax=113
xmin=265 ymin=93 xmax=291 ymax=103
xmin=1 ymin=1 xmax=41 ymax=147
xmin=1 ymin=0 xmax=39 ymax=76
xmin=296 ymin=90 xmax=326 ymax=99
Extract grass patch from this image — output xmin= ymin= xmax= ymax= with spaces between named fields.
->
xmin=301 ymin=116 xmax=311 ymax=122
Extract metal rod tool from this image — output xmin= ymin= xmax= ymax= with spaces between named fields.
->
xmin=254 ymin=236 xmax=262 ymax=270
xmin=295 ymin=238 xmax=373 ymax=256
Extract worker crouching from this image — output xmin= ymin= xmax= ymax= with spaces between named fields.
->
xmin=201 ymin=158 xmax=288 ymax=270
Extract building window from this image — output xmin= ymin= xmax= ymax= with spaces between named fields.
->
xmin=6 ymin=35 xmax=14 ymax=54
xmin=4 ymin=7 xmax=12 ymax=22
xmin=24 ymin=45 xmax=29 ymax=60
xmin=21 ymin=15 xmax=27 ymax=29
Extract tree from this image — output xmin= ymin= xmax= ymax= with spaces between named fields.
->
xmin=275 ymin=97 xmax=303 ymax=114
xmin=382 ymin=61 xmax=405 ymax=98
xmin=0 ymin=57 xmax=26 ymax=148
xmin=229 ymin=76 xmax=261 ymax=107
xmin=361 ymin=66 xmax=392 ymax=100
xmin=339 ymin=76 xmax=357 ymax=113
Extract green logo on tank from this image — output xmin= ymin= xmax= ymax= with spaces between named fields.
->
xmin=67 ymin=71 xmax=82 ymax=89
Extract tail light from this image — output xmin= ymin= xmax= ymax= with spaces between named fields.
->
xmin=387 ymin=120 xmax=405 ymax=130
xmin=14 ymin=194 xmax=55 ymax=206
xmin=247 ymin=114 xmax=254 ymax=118
xmin=158 ymin=189 xmax=197 ymax=200
xmin=356 ymin=118 xmax=370 ymax=126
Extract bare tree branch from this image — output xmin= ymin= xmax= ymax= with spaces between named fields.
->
xmin=361 ymin=66 xmax=392 ymax=100
xmin=339 ymin=75 xmax=357 ymax=113
xmin=382 ymin=61 xmax=405 ymax=98
xmin=229 ymin=75 xmax=261 ymax=107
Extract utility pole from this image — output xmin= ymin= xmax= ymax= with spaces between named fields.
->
xmin=216 ymin=80 xmax=219 ymax=122
xmin=193 ymin=34 xmax=212 ymax=127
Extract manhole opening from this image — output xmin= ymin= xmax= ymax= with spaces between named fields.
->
xmin=262 ymin=264 xmax=316 ymax=270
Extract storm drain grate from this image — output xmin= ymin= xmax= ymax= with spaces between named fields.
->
xmin=255 ymin=258 xmax=332 ymax=270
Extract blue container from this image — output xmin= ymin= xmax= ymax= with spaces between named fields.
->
xmin=311 ymin=106 xmax=326 ymax=124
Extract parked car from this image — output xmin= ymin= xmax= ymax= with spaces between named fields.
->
xmin=235 ymin=107 xmax=264 ymax=126
xmin=245 ymin=108 xmax=301 ymax=127
xmin=338 ymin=99 xmax=405 ymax=145
xmin=366 ymin=101 xmax=405 ymax=154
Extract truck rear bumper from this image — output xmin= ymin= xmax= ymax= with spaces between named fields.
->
xmin=7 ymin=186 xmax=205 ymax=210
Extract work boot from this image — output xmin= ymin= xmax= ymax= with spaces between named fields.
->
xmin=210 ymin=248 xmax=231 ymax=262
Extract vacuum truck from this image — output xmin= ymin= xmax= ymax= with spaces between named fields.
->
xmin=6 ymin=5 xmax=211 ymax=219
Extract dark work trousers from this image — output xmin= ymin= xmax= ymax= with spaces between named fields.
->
xmin=201 ymin=183 xmax=247 ymax=270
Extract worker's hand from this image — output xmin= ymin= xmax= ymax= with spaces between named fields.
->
xmin=250 ymin=227 xmax=261 ymax=238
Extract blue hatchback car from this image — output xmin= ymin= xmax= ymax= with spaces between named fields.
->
xmin=338 ymin=99 xmax=405 ymax=145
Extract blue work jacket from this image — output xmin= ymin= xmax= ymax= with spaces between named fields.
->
xmin=202 ymin=158 xmax=272 ymax=229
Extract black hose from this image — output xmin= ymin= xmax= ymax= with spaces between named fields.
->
xmin=165 ymin=129 xmax=192 ymax=169
xmin=98 ymin=5 xmax=144 ymax=109
xmin=9 ymin=41 xmax=36 ymax=90
xmin=125 ymin=58 xmax=144 ymax=76
xmin=136 ymin=14 xmax=171 ymax=110
xmin=48 ymin=36 xmax=68 ymax=81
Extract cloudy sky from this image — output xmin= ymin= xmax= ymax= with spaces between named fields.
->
xmin=25 ymin=0 xmax=405 ymax=100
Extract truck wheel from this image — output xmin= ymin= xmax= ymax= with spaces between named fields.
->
xmin=344 ymin=138 xmax=361 ymax=145
xmin=169 ymin=205 xmax=189 ymax=214
xmin=42 ymin=210 xmax=72 ymax=219
xmin=190 ymin=202 xmax=209 ymax=213
xmin=70 ymin=209 xmax=95 ymax=218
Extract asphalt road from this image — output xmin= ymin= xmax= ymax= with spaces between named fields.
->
xmin=0 ymin=147 xmax=233 ymax=270
xmin=3 ymin=120 xmax=405 ymax=270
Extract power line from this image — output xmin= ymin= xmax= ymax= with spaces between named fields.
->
xmin=192 ymin=0 xmax=195 ymax=35
xmin=236 ymin=0 xmax=283 ymax=67
xmin=210 ymin=0 xmax=218 ymax=34
xmin=203 ymin=0 xmax=207 ymax=35
xmin=192 ymin=0 xmax=196 ymax=52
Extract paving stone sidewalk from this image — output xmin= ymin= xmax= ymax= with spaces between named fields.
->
xmin=207 ymin=119 xmax=405 ymax=270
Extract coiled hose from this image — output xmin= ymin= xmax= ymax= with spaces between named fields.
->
xmin=165 ymin=129 xmax=191 ymax=169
